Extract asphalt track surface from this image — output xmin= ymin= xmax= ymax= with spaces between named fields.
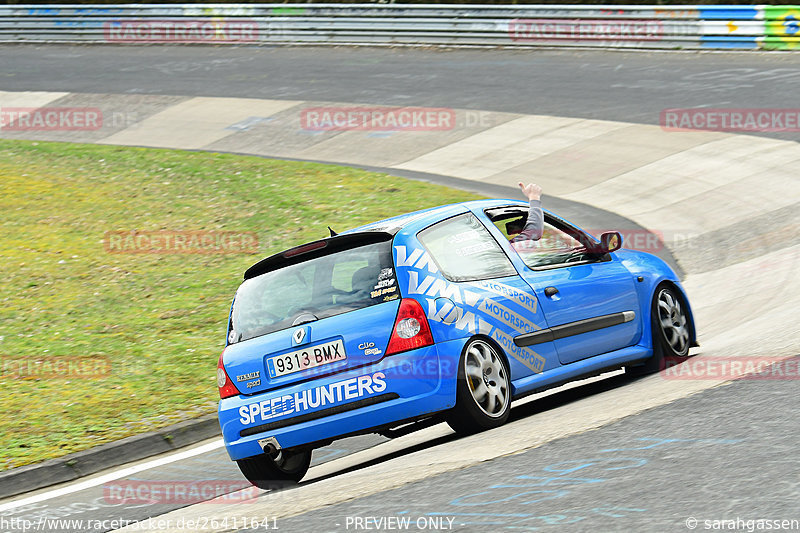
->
xmin=273 ymin=373 xmax=800 ymax=533
xmin=7 ymin=371 xmax=797 ymax=533
xmin=1 ymin=45 xmax=798 ymax=533
xmin=2 ymin=45 xmax=800 ymax=141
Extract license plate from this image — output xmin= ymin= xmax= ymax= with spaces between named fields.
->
xmin=266 ymin=339 xmax=346 ymax=378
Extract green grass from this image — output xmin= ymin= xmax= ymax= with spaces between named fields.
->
xmin=0 ymin=139 xmax=483 ymax=470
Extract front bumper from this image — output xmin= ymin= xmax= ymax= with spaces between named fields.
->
xmin=218 ymin=338 xmax=465 ymax=461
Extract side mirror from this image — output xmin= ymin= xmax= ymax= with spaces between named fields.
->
xmin=598 ymin=231 xmax=623 ymax=253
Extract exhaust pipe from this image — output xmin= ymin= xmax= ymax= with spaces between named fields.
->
xmin=257 ymin=437 xmax=281 ymax=459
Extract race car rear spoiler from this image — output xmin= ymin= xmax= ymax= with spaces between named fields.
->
xmin=243 ymin=231 xmax=394 ymax=280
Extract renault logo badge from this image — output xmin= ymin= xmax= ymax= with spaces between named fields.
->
xmin=293 ymin=328 xmax=306 ymax=345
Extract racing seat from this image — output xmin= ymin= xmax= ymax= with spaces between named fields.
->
xmin=349 ymin=266 xmax=377 ymax=301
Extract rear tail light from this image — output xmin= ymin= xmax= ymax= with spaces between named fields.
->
xmin=217 ymin=351 xmax=240 ymax=399
xmin=386 ymin=298 xmax=434 ymax=356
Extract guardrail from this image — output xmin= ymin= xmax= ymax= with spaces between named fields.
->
xmin=0 ymin=4 xmax=798 ymax=50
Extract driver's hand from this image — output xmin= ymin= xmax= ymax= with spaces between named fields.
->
xmin=518 ymin=182 xmax=543 ymax=201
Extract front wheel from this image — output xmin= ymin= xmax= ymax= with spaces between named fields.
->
xmin=446 ymin=338 xmax=511 ymax=435
xmin=236 ymin=448 xmax=312 ymax=489
xmin=627 ymin=285 xmax=691 ymax=376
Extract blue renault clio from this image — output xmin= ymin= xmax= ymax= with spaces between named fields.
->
xmin=217 ymin=199 xmax=695 ymax=486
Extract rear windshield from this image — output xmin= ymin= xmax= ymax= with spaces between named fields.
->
xmin=229 ymin=241 xmax=398 ymax=343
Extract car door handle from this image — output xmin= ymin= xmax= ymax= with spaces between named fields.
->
xmin=544 ymin=286 xmax=559 ymax=297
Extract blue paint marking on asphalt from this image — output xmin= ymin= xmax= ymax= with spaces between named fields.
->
xmin=600 ymin=436 xmax=742 ymax=452
xmin=393 ymin=436 xmax=744 ymax=530
xmin=226 ymin=116 xmax=275 ymax=132
xmin=450 ymin=489 xmax=570 ymax=507
xmin=309 ymin=447 xmax=348 ymax=463
xmin=540 ymin=457 xmax=648 ymax=474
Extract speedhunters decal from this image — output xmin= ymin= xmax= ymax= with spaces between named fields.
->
xmin=394 ymin=245 xmax=546 ymax=374
xmin=238 ymin=371 xmax=387 ymax=425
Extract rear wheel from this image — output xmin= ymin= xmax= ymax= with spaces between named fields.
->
xmin=236 ymin=448 xmax=312 ymax=489
xmin=447 ymin=339 xmax=511 ymax=434
xmin=627 ymin=285 xmax=691 ymax=376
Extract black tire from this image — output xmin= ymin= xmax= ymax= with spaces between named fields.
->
xmin=627 ymin=284 xmax=691 ymax=376
xmin=236 ymin=448 xmax=312 ymax=489
xmin=446 ymin=338 xmax=511 ymax=435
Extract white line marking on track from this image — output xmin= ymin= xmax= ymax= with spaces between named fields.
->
xmin=0 ymin=439 xmax=224 ymax=512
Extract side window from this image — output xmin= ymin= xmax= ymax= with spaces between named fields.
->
xmin=512 ymin=221 xmax=585 ymax=268
xmin=418 ymin=213 xmax=517 ymax=281
xmin=487 ymin=208 xmax=595 ymax=269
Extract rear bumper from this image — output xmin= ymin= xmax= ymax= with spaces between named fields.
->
xmin=218 ymin=338 xmax=465 ymax=461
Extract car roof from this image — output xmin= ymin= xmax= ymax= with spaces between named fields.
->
xmin=342 ymin=199 xmax=527 ymax=235
xmin=242 ymin=199 xmax=530 ymax=279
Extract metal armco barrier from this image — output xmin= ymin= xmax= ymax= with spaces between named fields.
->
xmin=0 ymin=4 xmax=798 ymax=50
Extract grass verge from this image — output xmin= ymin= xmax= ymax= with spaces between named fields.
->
xmin=0 ymin=139 xmax=483 ymax=470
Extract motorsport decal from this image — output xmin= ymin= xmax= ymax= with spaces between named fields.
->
xmin=470 ymin=279 xmax=538 ymax=315
xmin=493 ymin=329 xmax=546 ymax=373
xmin=371 ymin=277 xmax=397 ymax=299
xmin=480 ymin=298 xmax=539 ymax=333
xmin=374 ymin=279 xmax=396 ymax=289
xmin=238 ymin=371 xmax=387 ymax=425
xmin=395 ymin=244 xmax=546 ymax=374
xmin=371 ymin=267 xmax=399 ymax=300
